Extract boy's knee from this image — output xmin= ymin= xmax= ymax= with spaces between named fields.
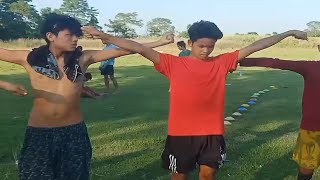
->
xmin=199 ymin=165 xmax=216 ymax=180
xmin=299 ymin=167 xmax=314 ymax=174
xmin=171 ymin=172 xmax=188 ymax=180
xmin=298 ymin=168 xmax=314 ymax=180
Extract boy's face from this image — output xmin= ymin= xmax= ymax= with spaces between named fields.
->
xmin=188 ymin=38 xmax=217 ymax=60
xmin=177 ymin=45 xmax=184 ymax=51
xmin=47 ymin=29 xmax=79 ymax=52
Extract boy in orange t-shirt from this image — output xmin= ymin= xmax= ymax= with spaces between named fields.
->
xmin=82 ymin=22 xmax=307 ymax=179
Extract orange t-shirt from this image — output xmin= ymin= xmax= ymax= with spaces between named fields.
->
xmin=154 ymin=51 xmax=239 ymax=136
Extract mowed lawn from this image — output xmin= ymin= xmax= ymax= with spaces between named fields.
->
xmin=0 ymin=46 xmax=319 ymax=180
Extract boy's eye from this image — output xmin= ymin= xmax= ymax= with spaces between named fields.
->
xmin=199 ymin=45 xmax=214 ymax=49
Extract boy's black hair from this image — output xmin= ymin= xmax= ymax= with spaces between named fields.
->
xmin=177 ymin=41 xmax=186 ymax=48
xmin=41 ymin=13 xmax=83 ymax=43
xmin=188 ymin=20 xmax=223 ymax=42
xmin=84 ymin=73 xmax=92 ymax=80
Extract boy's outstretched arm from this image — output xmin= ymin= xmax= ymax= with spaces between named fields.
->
xmin=0 ymin=49 xmax=29 ymax=65
xmin=81 ymin=87 xmax=98 ymax=99
xmin=238 ymin=30 xmax=308 ymax=61
xmin=81 ymin=26 xmax=174 ymax=66
xmin=0 ymin=80 xmax=28 ymax=96
xmin=240 ymin=58 xmax=308 ymax=74
xmin=101 ymin=33 xmax=173 ymax=48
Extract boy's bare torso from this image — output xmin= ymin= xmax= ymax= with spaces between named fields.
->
xmin=25 ymin=53 xmax=89 ymax=128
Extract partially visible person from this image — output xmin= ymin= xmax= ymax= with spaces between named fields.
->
xmin=177 ymin=41 xmax=191 ymax=57
xmin=81 ymin=72 xmax=102 ymax=99
xmin=99 ymin=43 xmax=118 ymax=95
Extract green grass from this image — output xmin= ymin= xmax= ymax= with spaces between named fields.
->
xmin=0 ymin=46 xmax=320 ymax=180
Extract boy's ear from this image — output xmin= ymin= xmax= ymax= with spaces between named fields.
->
xmin=188 ymin=39 xmax=192 ymax=48
xmin=46 ymin=32 xmax=56 ymax=42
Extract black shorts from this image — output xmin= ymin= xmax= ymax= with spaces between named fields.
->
xmin=100 ymin=65 xmax=114 ymax=76
xmin=18 ymin=122 xmax=92 ymax=180
xmin=161 ymin=135 xmax=226 ymax=174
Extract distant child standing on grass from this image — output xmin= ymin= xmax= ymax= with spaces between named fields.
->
xmin=99 ymin=43 xmax=119 ymax=95
xmin=177 ymin=41 xmax=191 ymax=57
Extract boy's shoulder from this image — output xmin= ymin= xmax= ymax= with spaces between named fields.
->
xmin=210 ymin=51 xmax=239 ymax=59
xmin=161 ymin=53 xmax=181 ymax=60
xmin=179 ymin=50 xmax=192 ymax=57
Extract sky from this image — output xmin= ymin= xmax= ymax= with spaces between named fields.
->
xmin=31 ymin=0 xmax=320 ymax=35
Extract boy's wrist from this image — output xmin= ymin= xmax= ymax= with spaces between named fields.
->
xmin=0 ymin=81 xmax=9 ymax=90
xmin=99 ymin=32 xmax=111 ymax=40
xmin=284 ymin=30 xmax=295 ymax=37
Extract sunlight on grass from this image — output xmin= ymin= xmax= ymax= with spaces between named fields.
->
xmin=252 ymin=121 xmax=290 ymax=133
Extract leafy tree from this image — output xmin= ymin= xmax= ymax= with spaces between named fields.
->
xmin=147 ymin=18 xmax=175 ymax=36
xmin=0 ymin=0 xmax=39 ymax=39
xmin=105 ymin=12 xmax=143 ymax=38
xmin=306 ymin=21 xmax=320 ymax=37
xmin=59 ymin=0 xmax=99 ymax=25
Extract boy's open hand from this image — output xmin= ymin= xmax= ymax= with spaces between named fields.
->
xmin=81 ymin=26 xmax=104 ymax=39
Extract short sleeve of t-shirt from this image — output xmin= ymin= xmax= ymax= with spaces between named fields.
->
xmin=218 ymin=50 xmax=240 ymax=72
xmin=154 ymin=53 xmax=178 ymax=79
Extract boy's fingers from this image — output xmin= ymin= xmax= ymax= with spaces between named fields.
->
xmin=16 ymin=86 xmax=28 ymax=96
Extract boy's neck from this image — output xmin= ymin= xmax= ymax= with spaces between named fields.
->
xmin=190 ymin=53 xmax=210 ymax=61
xmin=49 ymin=45 xmax=66 ymax=59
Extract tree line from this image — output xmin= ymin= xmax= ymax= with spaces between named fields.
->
xmin=1 ymin=0 xmax=319 ymax=40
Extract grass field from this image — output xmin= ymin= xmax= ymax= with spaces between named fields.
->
xmin=0 ymin=37 xmax=320 ymax=179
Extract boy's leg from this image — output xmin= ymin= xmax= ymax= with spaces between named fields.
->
xmin=56 ymin=122 xmax=92 ymax=179
xmin=110 ymin=74 xmax=119 ymax=93
xmin=82 ymin=87 xmax=97 ymax=99
xmin=87 ymin=87 xmax=102 ymax=97
xmin=199 ymin=165 xmax=217 ymax=180
xmin=297 ymin=168 xmax=314 ymax=180
xmin=103 ymin=75 xmax=110 ymax=94
xmin=171 ymin=173 xmax=188 ymax=180
xmin=100 ymin=66 xmax=110 ymax=94
xmin=18 ymin=127 xmax=54 ymax=180
xmin=293 ymin=129 xmax=320 ymax=180
xmin=108 ymin=65 xmax=118 ymax=93
xmin=197 ymin=135 xmax=227 ymax=180
xmin=161 ymin=136 xmax=198 ymax=180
